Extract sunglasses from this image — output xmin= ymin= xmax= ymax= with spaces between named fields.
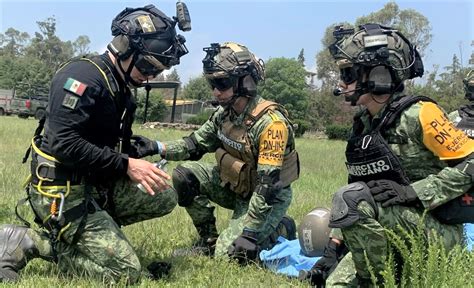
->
xmin=340 ymin=66 xmax=362 ymax=85
xmin=207 ymin=77 xmax=235 ymax=91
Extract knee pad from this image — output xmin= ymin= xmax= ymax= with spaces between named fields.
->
xmin=328 ymin=182 xmax=378 ymax=229
xmin=172 ymin=165 xmax=200 ymax=207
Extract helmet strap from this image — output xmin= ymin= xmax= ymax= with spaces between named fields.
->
xmin=117 ymin=51 xmax=142 ymax=87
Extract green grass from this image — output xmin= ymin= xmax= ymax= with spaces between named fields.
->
xmin=0 ymin=116 xmax=472 ymax=287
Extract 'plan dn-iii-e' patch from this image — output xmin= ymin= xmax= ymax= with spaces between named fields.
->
xmin=62 ymin=93 xmax=80 ymax=110
xmin=258 ymin=119 xmax=288 ymax=166
xmin=63 ymin=78 xmax=87 ymax=96
xmin=420 ymin=101 xmax=474 ymax=160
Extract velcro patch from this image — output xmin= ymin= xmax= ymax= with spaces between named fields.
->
xmin=363 ymin=34 xmax=388 ymax=48
xmin=137 ymin=15 xmax=156 ymax=33
xmin=62 ymin=93 xmax=80 ymax=110
xmin=420 ymin=102 xmax=474 ymax=160
xmin=63 ymin=78 xmax=87 ymax=96
xmin=258 ymin=120 xmax=288 ymax=166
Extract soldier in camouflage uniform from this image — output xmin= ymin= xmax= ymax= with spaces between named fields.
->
xmin=0 ymin=4 xmax=191 ymax=284
xmin=320 ymin=24 xmax=473 ymax=287
xmin=152 ymin=42 xmax=299 ymax=262
xmin=449 ymin=70 xmax=474 ymax=135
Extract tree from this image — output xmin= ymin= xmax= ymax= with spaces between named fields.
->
xmin=181 ymin=75 xmax=213 ymax=100
xmin=166 ymin=68 xmax=181 ymax=82
xmin=297 ymin=48 xmax=305 ymax=66
xmin=0 ymin=28 xmax=30 ymax=57
xmin=73 ymin=35 xmax=91 ymax=56
xmin=135 ymin=88 xmax=168 ymax=123
xmin=259 ymin=57 xmax=309 ymax=121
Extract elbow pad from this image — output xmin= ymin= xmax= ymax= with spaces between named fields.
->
xmin=183 ymin=133 xmax=206 ymax=161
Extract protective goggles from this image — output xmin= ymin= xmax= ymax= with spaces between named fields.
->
xmin=135 ymin=54 xmax=165 ymax=77
xmin=339 ymin=66 xmax=362 ymax=85
xmin=207 ymin=77 xmax=235 ymax=91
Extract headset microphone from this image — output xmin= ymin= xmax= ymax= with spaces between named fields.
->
xmin=333 ymin=88 xmax=359 ymax=96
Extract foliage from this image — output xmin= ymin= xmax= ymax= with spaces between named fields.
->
xmin=185 ymin=109 xmax=214 ymax=125
xmin=259 ymin=57 xmax=310 ymax=121
xmin=181 ymin=75 xmax=213 ymax=100
xmin=325 ymin=123 xmax=352 ymax=140
xmin=297 ymin=48 xmax=305 ymax=65
xmin=135 ymin=89 xmax=168 ymax=123
xmin=293 ymin=119 xmax=310 ymax=138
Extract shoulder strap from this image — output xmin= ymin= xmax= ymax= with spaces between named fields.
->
xmin=377 ymin=95 xmax=436 ymax=130
xmin=79 ymin=56 xmax=120 ymax=97
xmin=245 ymin=100 xmax=287 ymax=127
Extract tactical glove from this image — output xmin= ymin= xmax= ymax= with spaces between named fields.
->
xmin=227 ymin=230 xmax=259 ymax=265
xmin=298 ymin=239 xmax=348 ymax=287
xmin=367 ymin=179 xmax=418 ymax=207
xmin=130 ymin=135 xmax=161 ymax=158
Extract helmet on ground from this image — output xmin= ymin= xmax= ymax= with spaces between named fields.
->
xmin=329 ymin=23 xmax=424 ymax=98
xmin=298 ymin=207 xmax=331 ymax=257
xmin=464 ymin=70 xmax=474 ymax=101
xmin=202 ymin=42 xmax=264 ymax=97
xmin=108 ymin=4 xmax=188 ymax=78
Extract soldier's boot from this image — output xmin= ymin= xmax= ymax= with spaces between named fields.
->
xmin=267 ymin=215 xmax=297 ymax=249
xmin=173 ymin=223 xmax=218 ymax=257
xmin=0 ymin=224 xmax=44 ymax=282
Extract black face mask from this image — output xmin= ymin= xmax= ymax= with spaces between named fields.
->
xmin=207 ymin=77 xmax=235 ymax=91
xmin=134 ymin=55 xmax=163 ymax=78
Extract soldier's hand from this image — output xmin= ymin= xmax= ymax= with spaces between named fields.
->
xmin=130 ymin=135 xmax=163 ymax=158
xmin=227 ymin=230 xmax=259 ymax=265
xmin=127 ymin=158 xmax=171 ymax=196
xmin=367 ymin=179 xmax=418 ymax=207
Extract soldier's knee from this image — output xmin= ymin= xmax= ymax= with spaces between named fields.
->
xmin=328 ymin=182 xmax=378 ymax=229
xmin=172 ymin=165 xmax=200 ymax=207
xmin=114 ymin=257 xmax=142 ymax=284
xmin=160 ymin=187 xmax=178 ymax=215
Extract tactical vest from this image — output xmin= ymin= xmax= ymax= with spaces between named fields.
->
xmin=456 ymin=104 xmax=474 ymax=138
xmin=215 ymin=100 xmax=299 ymax=198
xmin=346 ymin=95 xmax=435 ymax=185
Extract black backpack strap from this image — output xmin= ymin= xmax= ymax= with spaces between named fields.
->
xmin=377 ymin=95 xmax=436 ymax=130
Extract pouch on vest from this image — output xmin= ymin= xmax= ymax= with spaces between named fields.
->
xmin=432 ymin=191 xmax=474 ymax=224
xmin=215 ymin=148 xmax=252 ymax=198
xmin=280 ymin=150 xmax=300 ymax=187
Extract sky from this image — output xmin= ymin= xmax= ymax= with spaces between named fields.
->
xmin=0 ymin=0 xmax=473 ymax=85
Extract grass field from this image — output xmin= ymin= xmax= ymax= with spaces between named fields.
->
xmin=0 ymin=116 xmax=472 ymax=287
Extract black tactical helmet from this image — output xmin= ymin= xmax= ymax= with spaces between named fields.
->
xmin=298 ymin=207 xmax=331 ymax=257
xmin=464 ymin=70 xmax=474 ymax=101
xmin=108 ymin=4 xmax=188 ymax=77
xmin=202 ymin=42 xmax=264 ymax=97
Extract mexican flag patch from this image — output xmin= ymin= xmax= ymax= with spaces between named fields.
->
xmin=64 ymin=78 xmax=87 ymax=96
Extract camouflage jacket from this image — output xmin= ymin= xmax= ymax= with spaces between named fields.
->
xmin=355 ymin=94 xmax=474 ymax=210
xmin=163 ymin=97 xmax=296 ymax=231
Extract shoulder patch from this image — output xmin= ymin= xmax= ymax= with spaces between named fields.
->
xmin=63 ymin=77 xmax=87 ymax=96
xmin=419 ymin=101 xmax=474 ymax=160
xmin=62 ymin=93 xmax=80 ymax=110
xmin=258 ymin=120 xmax=288 ymax=166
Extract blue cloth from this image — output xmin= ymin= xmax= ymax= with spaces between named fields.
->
xmin=259 ymin=236 xmax=320 ymax=277
xmin=465 ymin=223 xmax=474 ymax=252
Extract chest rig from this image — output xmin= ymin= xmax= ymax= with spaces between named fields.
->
xmin=215 ymin=100 xmax=299 ymax=198
xmin=346 ymin=95 xmax=434 ymax=185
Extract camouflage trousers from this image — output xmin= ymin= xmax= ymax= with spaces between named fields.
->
xmin=176 ymin=162 xmax=292 ymax=257
xmin=26 ymin=177 xmax=177 ymax=284
xmin=326 ymin=201 xmax=463 ymax=287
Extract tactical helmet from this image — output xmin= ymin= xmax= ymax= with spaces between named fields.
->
xmin=464 ymin=70 xmax=474 ymax=101
xmin=108 ymin=4 xmax=188 ymax=77
xmin=298 ymin=207 xmax=331 ymax=257
xmin=202 ymin=42 xmax=264 ymax=97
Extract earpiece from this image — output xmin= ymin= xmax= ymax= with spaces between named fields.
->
xmin=367 ymin=66 xmax=394 ymax=95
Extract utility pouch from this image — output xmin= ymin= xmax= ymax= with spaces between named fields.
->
xmin=215 ymin=148 xmax=252 ymax=198
xmin=280 ymin=150 xmax=300 ymax=187
xmin=432 ymin=191 xmax=474 ymax=224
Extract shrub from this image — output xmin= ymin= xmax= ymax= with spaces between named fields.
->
xmin=325 ymin=124 xmax=351 ymax=140
xmin=293 ymin=119 xmax=310 ymax=138
xmin=186 ymin=110 xmax=214 ymax=125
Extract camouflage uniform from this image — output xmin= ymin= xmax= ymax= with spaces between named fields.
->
xmin=163 ymin=96 xmax=297 ymax=256
xmin=327 ymin=94 xmax=471 ymax=287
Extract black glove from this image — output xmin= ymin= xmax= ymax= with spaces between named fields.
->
xmin=367 ymin=179 xmax=418 ymax=207
xmin=298 ymin=239 xmax=348 ymax=287
xmin=130 ymin=135 xmax=160 ymax=158
xmin=146 ymin=261 xmax=172 ymax=280
xmin=227 ymin=230 xmax=259 ymax=265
